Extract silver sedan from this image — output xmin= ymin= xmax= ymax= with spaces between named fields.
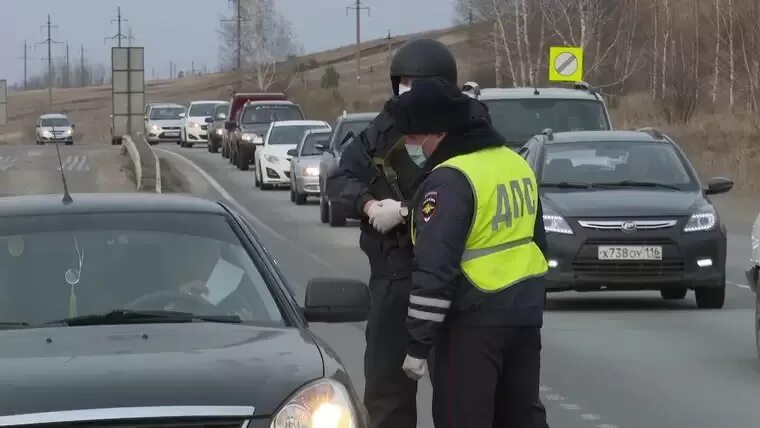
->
xmin=289 ymin=128 xmax=331 ymax=205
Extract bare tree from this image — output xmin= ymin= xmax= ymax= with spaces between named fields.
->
xmin=218 ymin=0 xmax=301 ymax=90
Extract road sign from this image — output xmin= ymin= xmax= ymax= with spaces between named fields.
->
xmin=549 ymin=46 xmax=583 ymax=82
xmin=111 ymin=47 xmax=144 ymax=139
xmin=0 ymin=80 xmax=7 ymax=126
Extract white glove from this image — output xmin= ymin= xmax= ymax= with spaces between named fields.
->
xmin=367 ymin=199 xmax=404 ymax=234
xmin=402 ymin=354 xmax=427 ymax=381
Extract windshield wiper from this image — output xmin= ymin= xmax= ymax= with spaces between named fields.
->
xmin=40 ymin=310 xmax=242 ymax=327
xmin=598 ymin=180 xmax=681 ymax=190
xmin=541 ymin=181 xmax=594 ymax=189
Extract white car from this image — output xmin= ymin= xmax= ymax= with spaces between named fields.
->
xmin=179 ymin=100 xmax=225 ymax=147
xmin=36 ymin=113 xmax=75 ymax=145
xmin=747 ymin=213 xmax=760 ymax=358
xmin=255 ymin=120 xmax=331 ymax=190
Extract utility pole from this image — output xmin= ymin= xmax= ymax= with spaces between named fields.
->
xmin=386 ymin=30 xmax=393 ymax=66
xmin=80 ymin=45 xmax=86 ymax=87
xmin=346 ymin=0 xmax=370 ymax=91
xmin=64 ymin=43 xmax=70 ymax=88
xmin=16 ymin=40 xmax=36 ymax=91
xmin=192 ymin=61 xmax=195 ymax=75
xmin=221 ymin=0 xmax=248 ymax=71
xmin=169 ymin=60 xmax=173 ymax=79
xmin=105 ymin=7 xmax=131 ymax=47
xmin=37 ymin=15 xmax=62 ymax=107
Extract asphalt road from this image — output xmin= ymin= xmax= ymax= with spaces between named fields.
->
xmin=155 ymin=144 xmax=760 ymax=428
xmin=0 ymin=142 xmax=135 ymax=195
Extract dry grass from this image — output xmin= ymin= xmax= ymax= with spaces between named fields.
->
xmin=611 ymin=92 xmax=760 ymax=195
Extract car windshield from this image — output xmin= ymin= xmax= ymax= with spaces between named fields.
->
xmin=188 ymin=103 xmax=219 ymax=117
xmin=40 ymin=118 xmax=70 ymax=127
xmin=214 ymin=104 xmax=229 ymax=118
xmin=541 ymin=141 xmax=698 ymax=191
xmin=300 ymin=133 xmax=330 ymax=156
xmin=241 ymin=104 xmax=304 ymax=123
xmin=334 ymin=120 xmax=373 ymax=150
xmin=0 ymin=212 xmax=285 ymax=326
xmin=268 ymin=125 xmax=327 ymax=145
xmin=482 ymin=99 xmax=609 ymax=147
xmin=149 ymin=107 xmax=185 ymax=120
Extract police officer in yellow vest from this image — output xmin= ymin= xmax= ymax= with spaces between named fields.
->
xmin=390 ymin=77 xmax=549 ymax=427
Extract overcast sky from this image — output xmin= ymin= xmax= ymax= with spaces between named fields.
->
xmin=0 ymin=0 xmax=457 ymax=86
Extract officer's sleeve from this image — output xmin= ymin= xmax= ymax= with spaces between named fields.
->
xmin=325 ymin=131 xmax=375 ymax=219
xmin=533 ymin=197 xmax=548 ymax=255
xmin=407 ymin=168 xmax=474 ymax=359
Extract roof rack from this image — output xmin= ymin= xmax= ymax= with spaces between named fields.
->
xmin=541 ymin=128 xmax=554 ymax=141
xmin=637 ymin=127 xmax=665 ymax=139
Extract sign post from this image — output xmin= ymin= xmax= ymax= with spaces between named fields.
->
xmin=0 ymin=80 xmax=7 ymax=127
xmin=111 ymin=47 xmax=144 ymax=141
xmin=548 ymin=46 xmax=584 ymax=83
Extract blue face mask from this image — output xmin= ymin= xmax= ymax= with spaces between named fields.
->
xmin=405 ymin=144 xmax=426 ymax=167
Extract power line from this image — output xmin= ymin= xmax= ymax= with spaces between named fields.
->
xmin=105 ymin=6 xmax=133 ymax=47
xmin=16 ymin=40 xmax=36 ymax=91
xmin=346 ymin=0 xmax=370 ymax=90
xmin=36 ymin=14 xmax=63 ymax=107
xmin=80 ymin=45 xmax=86 ymax=87
xmin=221 ymin=0 xmax=250 ymax=71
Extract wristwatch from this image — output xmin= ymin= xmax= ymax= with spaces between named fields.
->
xmin=399 ymin=202 xmax=410 ymax=218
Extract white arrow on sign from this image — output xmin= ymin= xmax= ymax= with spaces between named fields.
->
xmin=554 ymin=52 xmax=579 ymax=77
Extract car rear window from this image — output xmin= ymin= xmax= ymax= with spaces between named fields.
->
xmin=332 ymin=120 xmax=373 ymax=150
xmin=300 ymin=133 xmax=330 ymax=156
xmin=241 ymin=104 xmax=304 ymax=124
xmin=482 ymin=99 xmax=609 ymax=147
xmin=0 ymin=212 xmax=286 ymax=326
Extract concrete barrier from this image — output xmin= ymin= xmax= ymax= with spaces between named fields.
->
xmin=120 ymin=134 xmax=161 ymax=193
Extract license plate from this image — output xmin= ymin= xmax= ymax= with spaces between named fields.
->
xmin=597 ymin=246 xmax=662 ymax=260
xmin=165 ymin=132 xmax=179 ymax=137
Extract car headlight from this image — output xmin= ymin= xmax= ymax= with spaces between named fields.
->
xmin=304 ymin=166 xmax=320 ymax=176
xmin=216 ymin=128 xmax=224 ymax=136
xmin=188 ymin=122 xmax=199 ymax=128
xmin=264 ymin=154 xmax=280 ymax=163
xmin=63 ymin=128 xmax=73 ymax=136
xmin=683 ymin=205 xmax=717 ymax=232
xmin=543 ymin=213 xmax=574 ymax=235
xmin=271 ymin=379 xmax=356 ymax=428
xmin=241 ymin=133 xmax=262 ymax=143
xmin=42 ymin=130 xmax=53 ymax=138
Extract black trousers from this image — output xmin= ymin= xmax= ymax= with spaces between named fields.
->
xmin=431 ymin=320 xmax=546 ymax=428
xmin=364 ymin=277 xmax=419 ymax=428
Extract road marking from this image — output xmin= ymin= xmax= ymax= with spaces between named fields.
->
xmin=728 ymin=281 xmax=751 ymax=289
xmin=581 ymin=413 xmax=601 ymax=421
xmin=157 ymin=148 xmax=333 ymax=270
xmin=57 ymin=155 xmax=90 ymax=172
xmin=560 ymin=403 xmax=582 ymax=410
xmin=0 ymin=156 xmax=17 ymax=171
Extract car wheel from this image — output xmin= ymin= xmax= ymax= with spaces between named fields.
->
xmin=65 ymin=141 xmax=73 ymax=146
xmin=755 ymin=288 xmax=760 ymax=359
xmin=295 ymin=192 xmax=307 ymax=206
xmin=210 ymin=142 xmax=219 ymax=153
xmin=660 ymin=288 xmax=688 ymax=300
xmin=290 ymin=188 xmax=295 ymax=202
xmin=319 ymin=193 xmax=329 ymax=223
xmin=328 ymin=200 xmax=346 ymax=227
xmin=237 ymin=148 xmax=249 ymax=171
xmin=695 ymin=280 xmax=725 ymax=309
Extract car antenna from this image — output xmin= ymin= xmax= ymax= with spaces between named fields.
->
xmin=533 ymin=87 xmax=540 ymax=95
xmin=52 ymin=127 xmax=73 ymax=205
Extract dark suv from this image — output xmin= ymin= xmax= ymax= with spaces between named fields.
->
xmin=318 ymin=112 xmax=378 ymax=227
xmin=222 ymin=92 xmax=289 ymax=160
xmin=206 ymin=102 xmax=229 ymax=153
xmin=230 ymin=101 xmax=305 ymax=171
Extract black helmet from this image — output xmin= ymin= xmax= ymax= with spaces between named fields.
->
xmin=390 ymin=38 xmax=458 ymax=96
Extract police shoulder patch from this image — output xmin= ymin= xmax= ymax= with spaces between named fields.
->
xmin=421 ymin=192 xmax=438 ymax=223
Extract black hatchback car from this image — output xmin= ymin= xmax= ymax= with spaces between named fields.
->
xmin=0 ymin=193 xmax=369 ymax=427
xmin=520 ymin=129 xmax=734 ymax=308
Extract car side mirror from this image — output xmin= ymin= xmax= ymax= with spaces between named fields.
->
xmin=287 ymin=149 xmax=298 ymax=157
xmin=204 ymin=117 xmax=213 ymax=123
xmin=704 ymin=176 xmax=734 ymax=195
xmin=303 ymin=278 xmax=370 ymax=323
xmin=224 ymin=120 xmax=237 ymax=131
xmin=179 ymin=113 xmax=186 ymax=119
xmin=71 ymin=124 xmax=75 ymax=129
xmin=315 ymin=143 xmax=327 ymax=152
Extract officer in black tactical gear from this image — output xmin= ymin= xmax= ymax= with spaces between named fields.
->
xmin=325 ymin=38 xmax=493 ymax=428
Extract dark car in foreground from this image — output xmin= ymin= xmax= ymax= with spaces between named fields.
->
xmin=206 ymin=101 xmax=230 ymax=153
xmin=0 ymin=193 xmax=369 ymax=427
xmin=520 ymin=129 xmax=733 ymax=308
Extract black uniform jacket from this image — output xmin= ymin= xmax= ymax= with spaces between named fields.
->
xmin=406 ymin=119 xmax=548 ymax=360
xmin=325 ymin=97 xmax=491 ymax=280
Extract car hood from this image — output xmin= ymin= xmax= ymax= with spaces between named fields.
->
xmin=148 ymin=119 xmax=183 ymax=127
xmin=185 ymin=116 xmax=210 ymax=126
xmin=541 ymin=189 xmax=704 ymax=217
xmin=0 ymin=323 xmax=324 ymax=417
xmin=240 ymin=123 xmax=271 ymax=137
xmin=263 ymin=145 xmax=296 ymax=159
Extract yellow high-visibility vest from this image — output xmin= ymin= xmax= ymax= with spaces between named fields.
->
xmin=412 ymin=146 xmax=547 ymax=292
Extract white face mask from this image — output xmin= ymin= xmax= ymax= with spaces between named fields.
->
xmin=398 ymin=83 xmax=412 ymax=95
xmin=405 ymin=136 xmax=430 ymax=167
